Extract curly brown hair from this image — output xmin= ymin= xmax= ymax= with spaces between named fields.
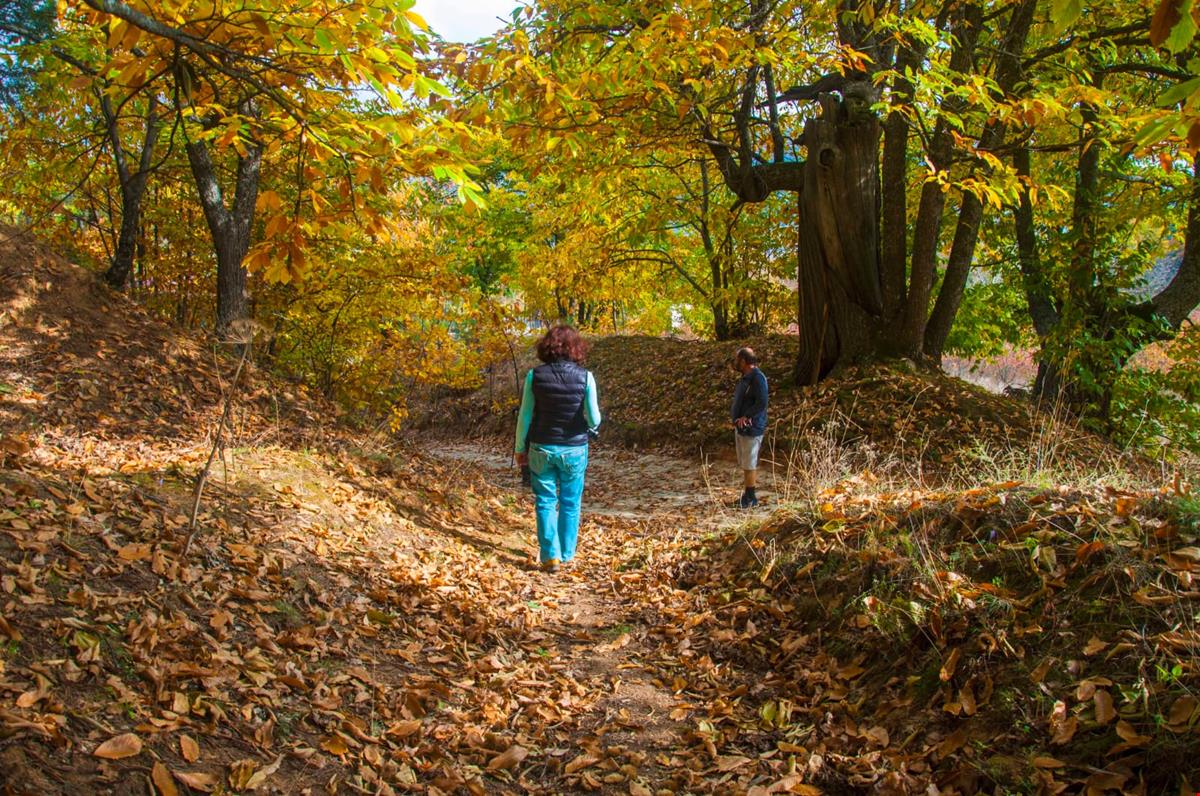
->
xmin=536 ymin=325 xmax=588 ymax=364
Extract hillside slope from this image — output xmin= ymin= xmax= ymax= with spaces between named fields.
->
xmin=0 ymin=228 xmax=668 ymax=794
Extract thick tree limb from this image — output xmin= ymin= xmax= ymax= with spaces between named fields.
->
xmin=1134 ymin=163 xmax=1200 ymax=330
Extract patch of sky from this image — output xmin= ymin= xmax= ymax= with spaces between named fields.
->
xmin=413 ymin=0 xmax=518 ymax=43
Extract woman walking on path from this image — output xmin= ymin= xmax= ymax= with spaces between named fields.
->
xmin=515 ymin=326 xmax=602 ymax=572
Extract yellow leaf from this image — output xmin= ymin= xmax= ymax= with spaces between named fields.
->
xmin=107 ymin=20 xmax=128 ymax=50
xmin=404 ymin=10 xmax=430 ymax=31
xmin=94 ymin=733 xmax=143 ymax=759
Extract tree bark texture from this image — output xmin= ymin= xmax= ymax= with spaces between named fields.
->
xmin=795 ymin=94 xmax=885 ymax=385
xmin=103 ymin=98 xmax=160 ymax=289
xmin=898 ymin=2 xmax=983 ymax=357
xmin=185 ymin=136 xmax=262 ymax=338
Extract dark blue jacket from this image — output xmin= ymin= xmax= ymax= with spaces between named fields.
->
xmin=731 ymin=367 xmax=768 ymax=437
xmin=529 ymin=361 xmax=590 ymax=446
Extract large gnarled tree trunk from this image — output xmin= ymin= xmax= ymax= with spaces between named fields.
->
xmin=702 ymin=0 xmax=1037 ymax=386
xmin=795 ymin=92 xmax=885 ymax=383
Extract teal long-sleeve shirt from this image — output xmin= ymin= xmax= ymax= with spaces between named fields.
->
xmin=515 ymin=369 xmax=601 ymax=454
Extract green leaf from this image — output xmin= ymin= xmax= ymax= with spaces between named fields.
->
xmin=1134 ymin=115 xmax=1177 ymax=146
xmin=313 ymin=27 xmax=333 ymax=53
xmin=1157 ymin=76 xmax=1200 ymax=107
xmin=1164 ymin=1 xmax=1199 ymax=53
xmin=1050 ymin=0 xmax=1083 ymax=32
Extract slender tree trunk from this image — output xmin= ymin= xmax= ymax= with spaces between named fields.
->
xmin=103 ymin=97 xmax=160 ymax=289
xmin=898 ymin=3 xmax=982 ymax=357
xmin=923 ymin=0 xmax=1037 ymax=361
xmin=1068 ymin=100 xmax=1102 ymax=313
xmin=1012 ymin=147 xmax=1066 ymax=403
xmin=185 ymin=133 xmax=262 ymax=338
xmin=922 ymin=194 xmax=985 ymax=360
xmin=795 ymin=93 xmax=885 ymax=384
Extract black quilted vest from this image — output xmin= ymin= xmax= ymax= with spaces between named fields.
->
xmin=529 ymin=360 xmax=589 ymax=447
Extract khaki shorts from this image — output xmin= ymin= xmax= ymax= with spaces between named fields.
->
xmin=735 ymin=433 xmax=762 ymax=470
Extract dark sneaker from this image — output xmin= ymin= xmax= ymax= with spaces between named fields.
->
xmin=739 ymin=492 xmax=759 ymax=509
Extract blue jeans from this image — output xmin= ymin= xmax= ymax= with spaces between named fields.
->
xmin=528 ymin=444 xmax=588 ymax=563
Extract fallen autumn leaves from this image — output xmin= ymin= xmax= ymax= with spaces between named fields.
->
xmin=2 ymin=228 xmax=1198 ymax=794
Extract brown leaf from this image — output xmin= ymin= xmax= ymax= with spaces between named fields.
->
xmin=1049 ymin=701 xmax=1076 ymax=746
xmin=228 ymin=759 xmax=255 ymax=791
xmin=1033 ymin=756 xmax=1066 ymax=768
xmin=1188 ymin=122 xmax=1200 ymax=155
xmin=244 ymin=755 xmax=283 ymax=790
xmin=1167 ymin=695 xmax=1198 ymax=728
xmin=118 ymin=543 xmax=152 ymax=561
xmin=715 ymin=755 xmax=751 ymax=771
xmin=863 ymin=725 xmax=889 ymax=747
xmin=94 ymin=733 xmax=143 ymax=760
xmin=1074 ymin=540 xmax=1105 ymax=564
xmin=15 ymin=689 xmax=44 ymax=708
xmin=0 ymin=614 xmax=22 ymax=641
xmin=934 ymin=727 xmax=968 ymax=760
xmin=1114 ymin=497 xmax=1138 ymax=517
xmin=1029 ymin=658 xmax=1053 ymax=684
xmin=180 ymin=734 xmax=200 ymax=763
xmin=565 ymin=754 xmax=600 ymax=774
xmin=960 ymin=684 xmax=977 ymax=716
xmin=1150 ymin=0 xmax=1185 ymax=46
xmin=487 ymin=745 xmax=528 ymax=771
xmin=1115 ymin=719 xmax=1151 ymax=746
xmin=385 ymin=719 xmax=422 ymax=739
xmin=939 ymin=647 xmax=961 ymax=682
xmin=1049 ymin=716 xmax=1077 ymax=745
xmin=320 ymin=735 xmax=349 ymax=756
xmin=151 ymin=762 xmax=179 ymax=796
xmin=173 ymin=771 xmax=218 ymax=793
xmin=1094 ymin=689 xmax=1116 ymax=725
xmin=1083 ymin=636 xmax=1108 ymax=656
xmin=1086 ymin=770 xmax=1128 ymax=791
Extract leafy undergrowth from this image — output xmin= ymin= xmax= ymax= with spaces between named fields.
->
xmin=412 ymin=335 xmax=1147 ymax=486
xmin=635 ymin=480 xmax=1200 ymax=793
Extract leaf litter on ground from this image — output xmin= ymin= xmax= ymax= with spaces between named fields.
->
xmin=2 ymin=226 xmax=1198 ymax=795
